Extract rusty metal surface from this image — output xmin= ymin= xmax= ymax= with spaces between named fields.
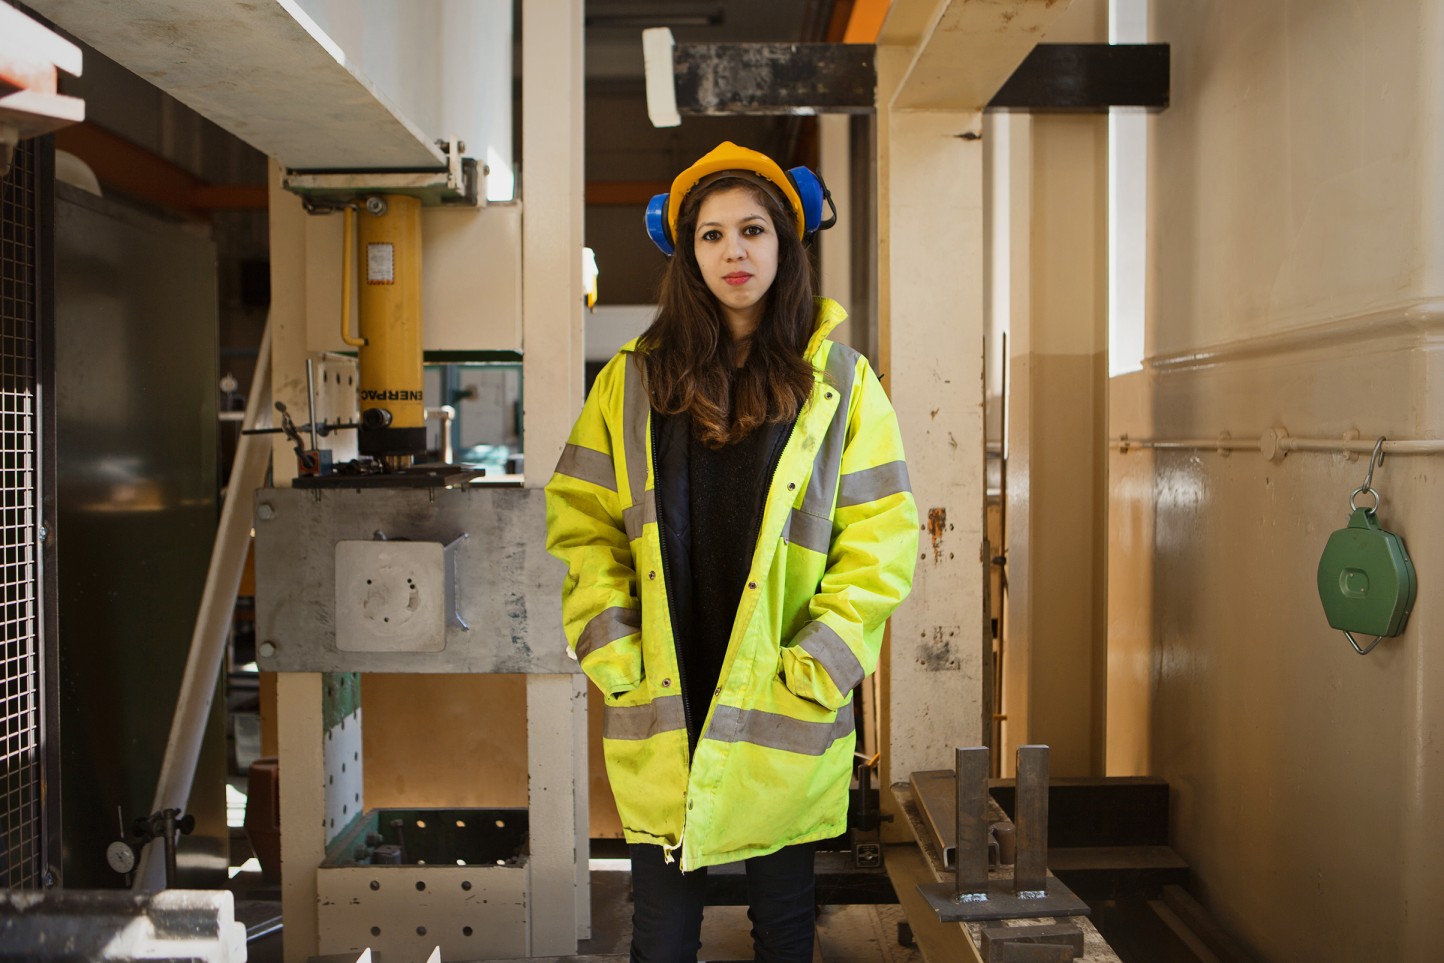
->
xmin=912 ymin=744 xmax=1090 ymax=925
xmin=955 ymin=748 xmax=991 ymax=896
xmin=0 ymin=889 xmax=246 ymax=962
xmin=987 ymin=941 xmax=1078 ymax=963
xmin=982 ymin=922 xmax=1085 ymax=960
xmin=674 ymin=42 xmax=875 ymax=116
xmin=1014 ymin=746 xmax=1049 ymax=894
xmin=893 ymin=783 xmax=1120 ymax=962
xmin=917 ymin=878 xmax=1090 ymax=924
xmin=911 ymin=770 xmax=958 ymax=869
xmin=911 ymin=769 xmax=1012 ymax=870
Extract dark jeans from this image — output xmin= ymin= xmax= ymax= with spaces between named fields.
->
xmin=629 ymin=842 xmax=816 ymax=963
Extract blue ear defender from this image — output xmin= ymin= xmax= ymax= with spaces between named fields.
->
xmin=785 ymin=166 xmax=837 ymax=239
xmin=644 ymin=165 xmax=836 ymax=257
xmin=645 ymin=192 xmax=675 ymax=256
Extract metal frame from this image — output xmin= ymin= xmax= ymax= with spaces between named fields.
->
xmin=916 ymin=746 xmax=1090 ymax=923
xmin=35 ymin=133 xmax=60 ymax=889
xmin=0 ymin=133 xmax=55 ymax=890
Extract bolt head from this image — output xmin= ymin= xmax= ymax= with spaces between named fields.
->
xmin=259 ymin=641 xmax=277 ymax=658
xmin=257 ymin=503 xmax=275 ymax=520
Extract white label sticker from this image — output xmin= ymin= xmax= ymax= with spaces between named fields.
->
xmin=366 ymin=242 xmax=395 ymax=284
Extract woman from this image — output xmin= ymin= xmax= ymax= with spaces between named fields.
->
xmin=545 ymin=142 xmax=918 ymax=962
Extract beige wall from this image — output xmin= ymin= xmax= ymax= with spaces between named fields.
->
xmin=998 ymin=0 xmax=1111 ymax=777
xmin=1107 ymin=0 xmax=1444 ymax=957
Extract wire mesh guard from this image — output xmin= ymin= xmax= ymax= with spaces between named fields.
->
xmin=0 ymin=139 xmax=43 ymax=889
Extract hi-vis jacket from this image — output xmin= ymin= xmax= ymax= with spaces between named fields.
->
xmin=544 ymin=298 xmax=918 ymax=872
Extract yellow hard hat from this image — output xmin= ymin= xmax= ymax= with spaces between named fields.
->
xmin=646 ymin=141 xmax=809 ymax=255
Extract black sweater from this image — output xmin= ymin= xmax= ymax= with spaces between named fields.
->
xmin=653 ymin=410 xmax=791 ymax=747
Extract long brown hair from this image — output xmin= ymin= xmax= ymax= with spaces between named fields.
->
xmin=639 ymin=176 xmax=816 ymax=448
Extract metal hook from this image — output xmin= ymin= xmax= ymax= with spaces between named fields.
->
xmin=1361 ymin=436 xmax=1386 ymax=491
xmin=1343 ymin=630 xmax=1384 ymax=656
xmin=1349 ymin=437 xmax=1387 ymax=515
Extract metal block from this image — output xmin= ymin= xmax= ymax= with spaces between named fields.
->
xmin=0 ymin=889 xmax=246 ymax=962
xmin=917 ymin=877 xmax=1089 ymax=923
xmin=982 ymin=923 xmax=1085 ymax=960
xmin=254 ymin=486 xmax=574 ymax=673
xmin=987 ymin=941 xmax=1078 ymax=963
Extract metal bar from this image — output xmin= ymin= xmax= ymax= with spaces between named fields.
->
xmin=669 ymin=42 xmax=1170 ymax=116
xmin=305 ymin=357 xmax=319 ymax=452
xmin=1014 ymin=745 xmax=1049 ymax=896
xmin=135 ymin=319 xmax=274 ymax=892
xmin=1113 ymin=434 xmax=1444 ymax=455
xmin=674 ymin=42 xmax=876 ymax=116
xmin=425 ymin=405 xmax=456 ymax=464
xmin=954 ymin=747 xmax=989 ymax=898
xmin=1282 ymin=437 xmax=1444 ymax=455
xmin=37 ymin=132 xmax=62 ymax=889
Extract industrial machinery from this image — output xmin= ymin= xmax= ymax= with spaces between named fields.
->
xmin=252 ymin=157 xmax=583 ymax=961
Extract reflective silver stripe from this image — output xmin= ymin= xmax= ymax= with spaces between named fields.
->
xmin=784 ymin=508 xmax=832 ymax=554
xmin=554 ymin=443 xmax=616 ymax=492
xmin=576 ymin=606 xmax=641 ymax=661
xmin=799 ymin=344 xmax=858 ymax=518
xmin=837 ymin=460 xmax=912 ymax=508
xmin=623 ymin=353 xmax=650 ymax=507
xmin=706 ymin=703 xmax=855 ymax=756
xmin=794 ymin=621 xmax=865 ymax=694
xmin=604 ymin=695 xmax=686 ymax=740
xmin=622 ymin=491 xmax=657 ymax=541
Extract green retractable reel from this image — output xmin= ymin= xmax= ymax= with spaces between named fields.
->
xmin=1316 ymin=438 xmax=1417 ymax=655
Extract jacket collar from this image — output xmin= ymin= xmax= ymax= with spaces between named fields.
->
xmin=618 ymin=297 xmax=847 ymax=362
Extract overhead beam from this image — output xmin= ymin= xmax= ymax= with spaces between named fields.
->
xmin=674 ymin=43 xmax=876 ymax=115
xmin=55 ymin=124 xmax=267 ymax=213
xmin=25 ymin=0 xmax=444 ymax=170
xmin=888 ymin=0 xmax=1072 ymax=112
xmin=990 ymin=44 xmax=1169 ymax=111
xmin=666 ymin=43 xmax=1169 ymax=116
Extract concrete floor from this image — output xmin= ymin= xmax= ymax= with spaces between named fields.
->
xmin=237 ymin=866 xmax=922 ymax=963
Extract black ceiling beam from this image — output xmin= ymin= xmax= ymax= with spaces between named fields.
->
xmin=989 ymin=44 xmax=1169 ymax=111
xmin=671 ymin=43 xmax=1169 ymax=115
xmin=674 ymin=43 xmax=876 ymax=116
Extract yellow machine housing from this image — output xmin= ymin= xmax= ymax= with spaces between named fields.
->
xmin=355 ymin=194 xmax=425 ymax=465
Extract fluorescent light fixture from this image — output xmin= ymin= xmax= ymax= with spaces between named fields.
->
xmin=643 ymin=28 xmax=681 ymax=128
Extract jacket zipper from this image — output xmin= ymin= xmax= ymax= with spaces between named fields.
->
xmin=650 ymin=413 xmax=695 ymax=752
xmin=651 ymin=412 xmax=694 ymax=868
xmin=749 ymin=420 xmax=797 ymax=564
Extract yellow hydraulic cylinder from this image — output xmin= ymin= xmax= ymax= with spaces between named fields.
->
xmin=351 ymin=194 xmax=425 ymax=466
